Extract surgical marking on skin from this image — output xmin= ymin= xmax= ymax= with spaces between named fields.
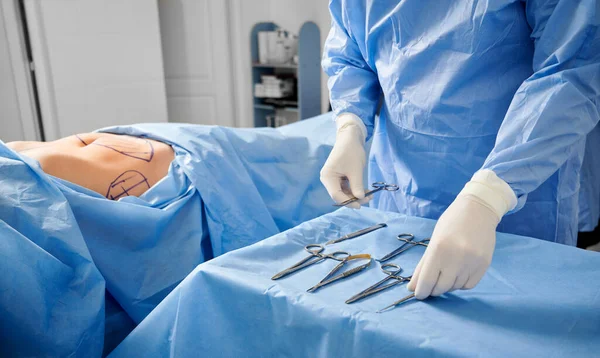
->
xmin=18 ymin=144 xmax=52 ymax=152
xmin=75 ymin=135 xmax=88 ymax=145
xmin=106 ymin=170 xmax=150 ymax=200
xmin=92 ymin=136 xmax=155 ymax=162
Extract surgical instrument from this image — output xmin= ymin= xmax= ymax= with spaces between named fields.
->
xmin=378 ymin=234 xmax=430 ymax=262
xmin=346 ymin=263 xmax=411 ymax=304
xmin=325 ymin=223 xmax=387 ymax=245
xmin=377 ymin=293 xmax=416 ymax=313
xmin=334 ymin=182 xmax=399 ymax=207
xmin=307 ymin=254 xmax=372 ymax=292
xmin=272 ymin=244 xmax=349 ymax=280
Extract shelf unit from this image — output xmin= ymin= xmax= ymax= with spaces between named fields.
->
xmin=250 ymin=22 xmax=321 ymax=127
xmin=252 ymin=62 xmax=298 ymax=69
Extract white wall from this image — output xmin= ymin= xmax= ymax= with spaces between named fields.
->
xmin=228 ymin=0 xmax=330 ymax=128
xmin=24 ymin=0 xmax=168 ymax=140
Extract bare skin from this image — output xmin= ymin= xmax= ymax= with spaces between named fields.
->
xmin=7 ymin=133 xmax=174 ymax=199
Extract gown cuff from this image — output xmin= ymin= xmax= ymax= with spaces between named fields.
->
xmin=458 ymin=169 xmax=518 ymax=219
xmin=336 ymin=113 xmax=367 ymax=143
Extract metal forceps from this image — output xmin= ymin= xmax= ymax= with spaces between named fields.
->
xmin=325 ymin=223 xmax=387 ymax=245
xmin=334 ymin=182 xmax=399 ymax=207
xmin=378 ymin=234 xmax=430 ymax=262
xmin=307 ymin=254 xmax=372 ymax=293
xmin=377 ymin=293 xmax=416 ymax=313
xmin=346 ymin=263 xmax=411 ymax=304
xmin=271 ymin=244 xmax=350 ymax=280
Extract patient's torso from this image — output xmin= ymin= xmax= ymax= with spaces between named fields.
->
xmin=7 ymin=133 xmax=174 ymax=199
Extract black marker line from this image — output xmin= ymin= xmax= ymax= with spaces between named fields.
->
xmin=18 ymin=144 xmax=51 ymax=152
xmin=112 ymin=179 xmax=150 ymax=199
xmin=94 ymin=141 xmax=143 ymax=150
xmin=105 ymin=170 xmax=150 ymax=199
xmin=118 ymin=179 xmax=148 ymax=195
xmin=110 ymin=173 xmax=139 ymax=187
xmin=92 ymin=138 xmax=155 ymax=162
xmin=109 ymin=180 xmax=149 ymax=200
xmin=75 ymin=135 xmax=88 ymax=145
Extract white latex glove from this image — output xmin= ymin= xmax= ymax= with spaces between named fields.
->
xmin=320 ymin=113 xmax=368 ymax=209
xmin=407 ymin=170 xmax=518 ymax=299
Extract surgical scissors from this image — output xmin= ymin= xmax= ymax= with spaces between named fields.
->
xmin=271 ymin=244 xmax=350 ymax=280
xmin=307 ymin=254 xmax=372 ymax=293
xmin=345 ymin=263 xmax=411 ymax=304
xmin=378 ymin=234 xmax=430 ymax=262
xmin=334 ymin=182 xmax=399 ymax=207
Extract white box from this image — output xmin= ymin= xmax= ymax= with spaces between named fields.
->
xmin=258 ymin=32 xmax=269 ymax=64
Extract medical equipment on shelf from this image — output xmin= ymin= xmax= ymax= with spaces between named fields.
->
xmin=346 ymin=263 xmax=411 ymax=304
xmin=325 ymin=223 xmax=387 ymax=245
xmin=307 ymin=254 xmax=372 ymax=293
xmin=271 ymin=244 xmax=350 ymax=280
xmin=254 ymin=76 xmax=294 ymax=98
xmin=334 ymin=182 xmax=399 ymax=207
xmin=258 ymin=29 xmax=298 ymax=65
xmin=377 ymin=293 xmax=416 ymax=313
xmin=265 ymin=115 xmax=289 ymax=128
xmin=378 ymin=234 xmax=430 ymax=262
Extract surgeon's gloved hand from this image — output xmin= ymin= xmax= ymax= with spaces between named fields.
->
xmin=320 ymin=113 xmax=369 ymax=209
xmin=407 ymin=170 xmax=518 ymax=299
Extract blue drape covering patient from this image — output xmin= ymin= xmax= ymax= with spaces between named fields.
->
xmin=1 ymin=111 xmax=598 ymax=356
xmin=0 ymin=144 xmax=106 ymax=357
xmin=0 ymin=114 xmax=336 ymax=356
xmin=108 ymin=207 xmax=600 ymax=358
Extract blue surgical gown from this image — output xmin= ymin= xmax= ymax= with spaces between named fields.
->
xmin=323 ymin=0 xmax=600 ymax=245
xmin=580 ymin=123 xmax=600 ymax=232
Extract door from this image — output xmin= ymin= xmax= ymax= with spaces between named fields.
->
xmin=158 ymin=0 xmax=235 ymax=126
xmin=0 ymin=0 xmax=39 ymax=142
xmin=23 ymin=0 xmax=168 ymax=140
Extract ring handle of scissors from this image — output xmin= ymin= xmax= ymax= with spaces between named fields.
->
xmin=305 ymin=244 xmax=325 ymax=255
xmin=396 ymin=233 xmax=415 ymax=242
xmin=381 ymin=263 xmax=403 ymax=276
xmin=334 ymin=182 xmax=398 ymax=207
xmin=327 ymin=251 xmax=351 ymax=261
xmin=372 ymin=182 xmax=399 ymax=191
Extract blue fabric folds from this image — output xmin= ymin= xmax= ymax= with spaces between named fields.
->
xmin=0 ymin=143 xmax=106 ymax=357
xmin=0 ymin=113 xmax=336 ymax=355
xmin=579 ymin=124 xmax=600 ymax=232
xmin=110 ymin=207 xmax=600 ymax=358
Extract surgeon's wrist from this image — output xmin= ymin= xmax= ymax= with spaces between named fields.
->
xmin=336 ymin=113 xmax=367 ymax=143
xmin=458 ymin=169 xmax=518 ymax=220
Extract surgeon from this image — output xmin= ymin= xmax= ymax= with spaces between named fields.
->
xmin=320 ymin=0 xmax=600 ymax=300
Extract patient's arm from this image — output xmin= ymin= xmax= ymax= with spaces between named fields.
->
xmin=7 ymin=133 xmax=174 ymax=199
